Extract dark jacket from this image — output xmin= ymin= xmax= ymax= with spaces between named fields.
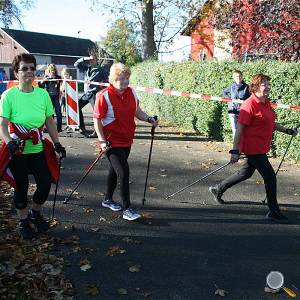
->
xmin=223 ymin=81 xmax=250 ymax=114
xmin=74 ymin=57 xmax=110 ymax=100
xmin=40 ymin=75 xmax=61 ymax=97
xmin=0 ymin=69 xmax=8 ymax=95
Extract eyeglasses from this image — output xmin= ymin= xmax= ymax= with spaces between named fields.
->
xmin=18 ymin=66 xmax=36 ymax=72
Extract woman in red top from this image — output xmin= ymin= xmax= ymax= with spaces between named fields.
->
xmin=93 ymin=63 xmax=158 ymax=221
xmin=209 ymin=74 xmax=297 ymax=223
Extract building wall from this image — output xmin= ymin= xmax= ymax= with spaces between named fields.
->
xmin=0 ymin=29 xmax=27 ymax=64
xmin=190 ymin=18 xmax=214 ymax=61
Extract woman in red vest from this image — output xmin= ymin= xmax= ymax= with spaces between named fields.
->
xmin=93 ymin=63 xmax=158 ymax=221
xmin=209 ymin=74 xmax=297 ymax=223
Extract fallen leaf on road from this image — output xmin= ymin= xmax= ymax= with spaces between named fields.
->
xmin=90 ymin=227 xmax=100 ymax=232
xmin=149 ymin=186 xmax=156 ymax=190
xmin=96 ymin=191 xmax=105 ymax=196
xmin=256 ymin=180 xmax=263 ymax=185
xmin=49 ymin=218 xmax=60 ymax=228
xmin=122 ymin=237 xmax=143 ymax=245
xmin=99 ymin=216 xmax=107 ymax=222
xmin=215 ymin=288 xmax=228 ymax=297
xmin=142 ymin=213 xmax=153 ymax=219
xmin=143 ymin=292 xmax=152 ymax=298
xmin=79 ymin=258 xmax=92 ymax=271
xmin=129 ymin=265 xmax=141 ymax=272
xmin=83 ymin=207 xmax=95 ymax=213
xmin=106 ymin=246 xmax=126 ymax=256
xmin=85 ymin=286 xmax=99 ymax=296
xmin=117 ymin=288 xmax=128 ymax=295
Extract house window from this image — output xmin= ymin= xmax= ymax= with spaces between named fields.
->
xmin=199 ymin=49 xmax=206 ymax=61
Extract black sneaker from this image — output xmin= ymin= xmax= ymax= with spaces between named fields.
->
xmin=18 ymin=219 xmax=34 ymax=240
xmin=266 ymin=210 xmax=289 ymax=224
xmin=28 ymin=211 xmax=50 ymax=233
xmin=209 ymin=185 xmax=225 ymax=204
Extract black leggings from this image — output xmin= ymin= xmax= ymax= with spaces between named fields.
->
xmin=8 ymin=151 xmax=52 ymax=210
xmin=78 ymin=93 xmax=95 ymax=130
xmin=218 ymin=154 xmax=279 ymax=212
xmin=106 ymin=147 xmax=131 ymax=209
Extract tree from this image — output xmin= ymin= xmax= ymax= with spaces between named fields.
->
xmin=231 ymin=0 xmax=300 ymax=61
xmin=0 ymin=0 xmax=35 ymax=27
xmin=89 ymin=0 xmax=205 ymax=60
xmin=191 ymin=0 xmax=300 ymax=61
xmin=101 ymin=18 xmax=142 ymax=66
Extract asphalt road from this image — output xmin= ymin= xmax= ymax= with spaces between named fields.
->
xmin=42 ymin=113 xmax=300 ymax=300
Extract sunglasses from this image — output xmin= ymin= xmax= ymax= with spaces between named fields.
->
xmin=18 ymin=66 xmax=36 ymax=72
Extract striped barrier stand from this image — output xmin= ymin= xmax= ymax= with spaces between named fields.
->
xmin=65 ymin=80 xmax=80 ymax=129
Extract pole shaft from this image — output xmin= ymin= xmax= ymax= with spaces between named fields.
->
xmin=64 ymin=150 xmax=105 ymax=204
xmin=166 ymin=162 xmax=231 ymax=199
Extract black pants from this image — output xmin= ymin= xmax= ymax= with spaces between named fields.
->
xmin=8 ymin=151 xmax=51 ymax=210
xmin=106 ymin=147 xmax=131 ymax=209
xmin=50 ymin=95 xmax=62 ymax=131
xmin=218 ymin=154 xmax=279 ymax=212
xmin=78 ymin=92 xmax=95 ymax=130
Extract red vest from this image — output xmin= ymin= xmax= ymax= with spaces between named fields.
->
xmin=0 ymin=123 xmax=59 ymax=187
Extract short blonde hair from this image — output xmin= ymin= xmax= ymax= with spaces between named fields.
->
xmin=109 ymin=63 xmax=131 ymax=84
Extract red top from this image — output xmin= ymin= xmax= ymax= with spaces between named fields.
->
xmin=238 ymin=94 xmax=275 ymax=154
xmin=93 ymin=84 xmax=138 ymax=147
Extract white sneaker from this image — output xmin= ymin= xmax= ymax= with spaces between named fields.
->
xmin=123 ymin=208 xmax=141 ymax=221
xmin=102 ymin=199 xmax=122 ymax=211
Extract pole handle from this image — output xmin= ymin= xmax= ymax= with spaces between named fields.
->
xmin=151 ymin=116 xmax=158 ymax=136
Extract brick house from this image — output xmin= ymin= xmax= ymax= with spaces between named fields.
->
xmin=181 ymin=0 xmax=300 ymax=62
xmin=0 ymin=28 xmax=99 ymax=79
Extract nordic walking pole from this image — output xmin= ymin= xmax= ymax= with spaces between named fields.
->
xmin=166 ymin=161 xmax=231 ymax=199
xmin=142 ymin=116 xmax=158 ymax=205
xmin=63 ymin=144 xmax=110 ymax=204
xmin=51 ymin=157 xmax=62 ymax=220
xmin=262 ymin=124 xmax=300 ymax=204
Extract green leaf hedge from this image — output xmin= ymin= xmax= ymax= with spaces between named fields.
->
xmin=130 ymin=60 xmax=300 ymax=161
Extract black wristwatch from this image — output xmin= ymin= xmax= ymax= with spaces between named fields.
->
xmin=229 ymin=149 xmax=240 ymax=155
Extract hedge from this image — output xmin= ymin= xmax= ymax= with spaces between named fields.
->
xmin=130 ymin=60 xmax=300 ymax=161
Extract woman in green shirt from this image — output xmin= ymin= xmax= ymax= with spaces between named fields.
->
xmin=0 ymin=53 xmax=66 ymax=240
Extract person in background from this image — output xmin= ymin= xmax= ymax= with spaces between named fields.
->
xmin=0 ymin=53 xmax=66 ymax=240
xmin=74 ymin=55 xmax=111 ymax=138
xmin=0 ymin=68 xmax=8 ymax=96
xmin=93 ymin=63 xmax=158 ymax=221
xmin=41 ymin=64 xmax=62 ymax=132
xmin=209 ymin=74 xmax=298 ymax=224
xmin=223 ymin=70 xmax=250 ymax=137
xmin=59 ymin=68 xmax=71 ymax=115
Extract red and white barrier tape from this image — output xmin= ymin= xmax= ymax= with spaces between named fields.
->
xmin=1 ymin=79 xmax=300 ymax=111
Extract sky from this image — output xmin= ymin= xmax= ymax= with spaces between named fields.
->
xmin=11 ymin=0 xmax=109 ymax=41
xmin=9 ymin=0 xmax=191 ymax=61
